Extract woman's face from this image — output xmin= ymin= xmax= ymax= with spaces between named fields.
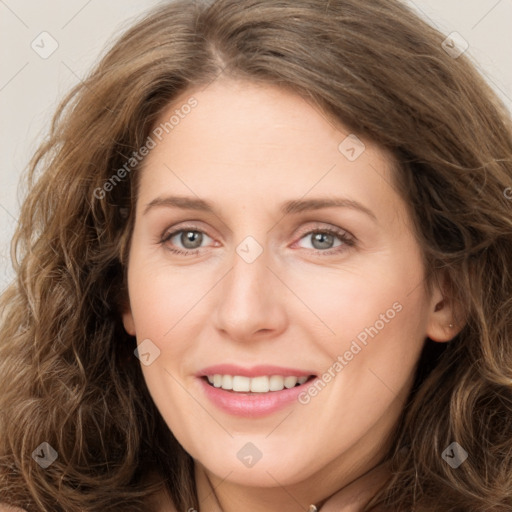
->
xmin=122 ymin=79 xmax=451 ymax=490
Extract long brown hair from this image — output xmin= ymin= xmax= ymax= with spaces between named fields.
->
xmin=1 ymin=1 xmax=511 ymax=510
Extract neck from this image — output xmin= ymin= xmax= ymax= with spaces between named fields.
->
xmin=195 ymin=457 xmax=391 ymax=512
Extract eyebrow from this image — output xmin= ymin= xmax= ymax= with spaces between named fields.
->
xmin=143 ymin=195 xmax=377 ymax=221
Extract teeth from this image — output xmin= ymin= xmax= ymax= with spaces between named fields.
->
xmin=284 ymin=376 xmax=298 ymax=388
xmin=206 ymin=374 xmax=311 ymax=393
xmin=269 ymin=375 xmax=284 ymax=391
xmin=221 ymin=375 xmax=233 ymax=390
xmin=232 ymin=376 xmax=250 ymax=392
xmin=250 ymin=376 xmax=269 ymax=392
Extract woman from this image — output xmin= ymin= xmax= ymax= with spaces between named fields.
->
xmin=1 ymin=0 xmax=511 ymax=511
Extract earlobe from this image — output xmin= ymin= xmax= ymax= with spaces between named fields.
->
xmin=122 ymin=309 xmax=136 ymax=336
xmin=426 ymin=300 xmax=454 ymax=343
xmin=426 ymin=289 xmax=463 ymax=343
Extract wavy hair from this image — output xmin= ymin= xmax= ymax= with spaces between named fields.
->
xmin=1 ymin=0 xmax=511 ymax=510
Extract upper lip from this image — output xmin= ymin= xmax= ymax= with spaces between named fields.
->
xmin=197 ymin=364 xmax=316 ymax=378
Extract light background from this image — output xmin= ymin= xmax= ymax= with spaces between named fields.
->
xmin=1 ymin=0 xmax=511 ymax=292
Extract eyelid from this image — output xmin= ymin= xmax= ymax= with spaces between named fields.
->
xmin=293 ymin=222 xmax=355 ymax=241
xmin=160 ymin=223 xmax=215 ymax=248
xmin=291 ymin=225 xmax=356 ymax=255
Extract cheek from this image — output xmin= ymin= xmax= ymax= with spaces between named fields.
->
xmin=312 ymin=272 xmax=427 ymax=409
xmin=127 ymin=256 xmax=210 ymax=340
xmin=287 ymin=256 xmax=421 ymax=339
xmin=290 ymin=251 xmax=428 ymax=386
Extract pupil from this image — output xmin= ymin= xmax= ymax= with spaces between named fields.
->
xmin=313 ymin=232 xmax=333 ymax=250
xmin=182 ymin=231 xmax=202 ymax=249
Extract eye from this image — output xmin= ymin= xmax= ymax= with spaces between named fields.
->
xmin=160 ymin=226 xmax=214 ymax=255
xmin=295 ymin=227 xmax=355 ymax=255
xmin=159 ymin=224 xmax=355 ymax=257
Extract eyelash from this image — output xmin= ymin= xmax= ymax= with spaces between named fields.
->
xmin=159 ymin=224 xmax=355 ymax=257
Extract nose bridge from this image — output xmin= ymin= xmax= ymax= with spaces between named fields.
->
xmin=213 ymin=236 xmax=286 ymax=339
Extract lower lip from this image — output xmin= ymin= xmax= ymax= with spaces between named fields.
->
xmin=198 ymin=377 xmax=316 ymax=418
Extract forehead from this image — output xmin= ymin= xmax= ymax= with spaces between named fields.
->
xmin=137 ymin=79 xmax=400 ymax=219
xmin=146 ymin=79 xmax=362 ymax=159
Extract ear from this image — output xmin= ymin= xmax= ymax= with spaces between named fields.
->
xmin=425 ymin=272 xmax=464 ymax=343
xmin=116 ymin=283 xmax=137 ymax=336
xmin=122 ymin=305 xmax=136 ymax=336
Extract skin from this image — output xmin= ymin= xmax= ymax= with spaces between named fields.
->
xmin=122 ymin=78 xmax=458 ymax=512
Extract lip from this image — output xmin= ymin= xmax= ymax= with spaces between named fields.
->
xmin=196 ymin=364 xmax=318 ymax=418
xmin=196 ymin=364 xmax=315 ymax=378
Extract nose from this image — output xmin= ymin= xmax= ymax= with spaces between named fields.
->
xmin=212 ymin=243 xmax=288 ymax=343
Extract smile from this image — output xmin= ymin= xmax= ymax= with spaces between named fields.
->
xmin=205 ymin=374 xmax=312 ymax=393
